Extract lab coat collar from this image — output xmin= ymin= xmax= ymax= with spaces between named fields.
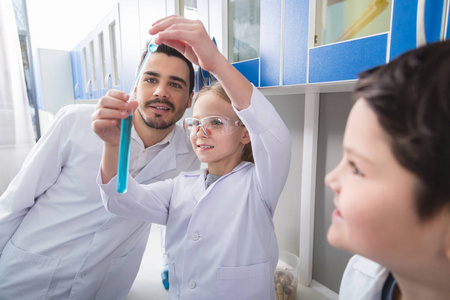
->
xmin=133 ymin=125 xmax=191 ymax=181
xmin=189 ymin=161 xmax=253 ymax=203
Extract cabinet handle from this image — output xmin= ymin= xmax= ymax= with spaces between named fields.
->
xmin=86 ymin=79 xmax=92 ymax=97
xmin=74 ymin=83 xmax=80 ymax=99
xmin=417 ymin=0 xmax=427 ymax=47
xmin=105 ymin=73 xmax=112 ymax=90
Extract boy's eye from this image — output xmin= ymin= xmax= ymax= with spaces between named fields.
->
xmin=349 ymin=161 xmax=364 ymax=176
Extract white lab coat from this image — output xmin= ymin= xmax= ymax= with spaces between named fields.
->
xmin=339 ymin=255 xmax=390 ymax=300
xmin=100 ymin=86 xmax=292 ymax=300
xmin=0 ymin=104 xmax=199 ymax=300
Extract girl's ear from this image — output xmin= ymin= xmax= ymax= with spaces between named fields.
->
xmin=240 ymin=128 xmax=251 ymax=145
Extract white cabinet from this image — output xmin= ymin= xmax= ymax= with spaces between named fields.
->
xmin=71 ymin=4 xmax=121 ymax=100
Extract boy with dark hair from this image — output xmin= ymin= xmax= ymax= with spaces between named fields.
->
xmin=326 ymin=40 xmax=450 ymax=300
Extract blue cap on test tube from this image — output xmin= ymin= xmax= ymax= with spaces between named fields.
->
xmin=117 ymin=38 xmax=159 ymax=193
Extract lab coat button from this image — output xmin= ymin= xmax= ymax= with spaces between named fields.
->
xmin=191 ymin=233 xmax=200 ymax=241
xmin=188 ymin=280 xmax=196 ymax=289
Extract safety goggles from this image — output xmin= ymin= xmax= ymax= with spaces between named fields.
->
xmin=183 ymin=116 xmax=244 ymax=137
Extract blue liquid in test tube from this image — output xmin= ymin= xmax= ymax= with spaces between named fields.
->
xmin=117 ymin=40 xmax=158 ymax=193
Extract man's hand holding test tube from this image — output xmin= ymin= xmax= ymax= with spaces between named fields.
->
xmin=117 ymin=40 xmax=159 ymax=193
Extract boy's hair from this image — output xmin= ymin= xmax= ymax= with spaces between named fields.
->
xmin=138 ymin=42 xmax=195 ymax=95
xmin=354 ymin=40 xmax=450 ymax=220
xmin=196 ymin=82 xmax=254 ymax=164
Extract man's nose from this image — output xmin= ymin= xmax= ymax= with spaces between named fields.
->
xmin=153 ymin=84 xmax=169 ymax=98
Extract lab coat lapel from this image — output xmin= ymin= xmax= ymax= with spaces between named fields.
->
xmin=191 ymin=171 xmax=207 ymax=203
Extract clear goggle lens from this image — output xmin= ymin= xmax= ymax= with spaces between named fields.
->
xmin=183 ymin=116 xmax=243 ymax=137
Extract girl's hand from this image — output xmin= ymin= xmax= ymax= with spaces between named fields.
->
xmin=149 ymin=15 xmax=228 ymax=75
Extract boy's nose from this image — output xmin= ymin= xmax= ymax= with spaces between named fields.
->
xmin=325 ymin=166 xmax=341 ymax=193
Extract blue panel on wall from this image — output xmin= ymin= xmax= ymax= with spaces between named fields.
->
xmin=309 ymin=34 xmax=388 ymax=83
xmin=425 ymin=0 xmax=445 ymax=43
xmin=390 ymin=0 xmax=417 ymax=60
xmin=282 ymin=0 xmax=308 ymax=85
xmin=260 ymin=0 xmax=281 ymax=87
xmin=232 ymin=59 xmax=260 ymax=87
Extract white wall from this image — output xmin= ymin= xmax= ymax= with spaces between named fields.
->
xmin=26 ymin=0 xmax=119 ymax=52
xmin=267 ymin=94 xmax=304 ymax=256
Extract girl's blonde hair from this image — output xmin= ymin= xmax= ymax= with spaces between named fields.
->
xmin=196 ymin=82 xmax=254 ymax=163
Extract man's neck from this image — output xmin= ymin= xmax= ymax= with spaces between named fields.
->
xmin=133 ymin=118 xmax=174 ymax=148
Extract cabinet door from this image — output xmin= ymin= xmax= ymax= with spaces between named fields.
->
xmin=70 ymin=47 xmax=84 ymax=100
xmin=75 ymin=35 xmax=99 ymax=100
xmin=204 ymin=0 xmax=261 ymax=87
xmin=309 ymin=0 xmax=392 ymax=83
xmin=229 ymin=6 xmax=261 ymax=90
xmin=260 ymin=0 xmax=281 ymax=87
xmin=390 ymin=0 xmax=449 ymax=60
xmin=80 ymin=41 xmax=93 ymax=99
xmin=282 ymin=0 xmax=309 ymax=86
xmin=96 ymin=5 xmax=121 ymax=97
xmin=88 ymin=38 xmax=100 ymax=99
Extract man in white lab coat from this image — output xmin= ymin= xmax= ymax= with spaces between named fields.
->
xmin=0 ymin=43 xmax=199 ymax=299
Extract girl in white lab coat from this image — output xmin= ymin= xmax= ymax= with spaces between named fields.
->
xmin=325 ymin=40 xmax=450 ymax=300
xmin=94 ymin=16 xmax=291 ymax=300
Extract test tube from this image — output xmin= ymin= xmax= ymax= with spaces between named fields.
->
xmin=117 ymin=39 xmax=159 ymax=193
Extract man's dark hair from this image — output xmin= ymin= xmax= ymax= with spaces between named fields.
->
xmin=139 ymin=42 xmax=195 ymax=94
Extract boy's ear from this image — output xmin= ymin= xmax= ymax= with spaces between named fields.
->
xmin=445 ymin=207 xmax=450 ymax=261
xmin=240 ymin=128 xmax=251 ymax=145
xmin=446 ymin=221 xmax=450 ymax=261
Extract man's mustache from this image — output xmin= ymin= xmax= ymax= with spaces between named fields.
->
xmin=144 ymin=98 xmax=175 ymax=111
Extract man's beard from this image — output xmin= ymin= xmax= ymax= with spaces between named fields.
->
xmin=138 ymin=98 xmax=187 ymax=130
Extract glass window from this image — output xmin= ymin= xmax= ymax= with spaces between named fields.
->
xmin=109 ymin=21 xmax=120 ymax=87
xmin=228 ymin=0 xmax=260 ymax=63
xmin=82 ymin=47 xmax=89 ymax=91
xmin=184 ymin=0 xmax=198 ymax=20
xmin=89 ymin=40 xmax=97 ymax=90
xmin=98 ymin=32 xmax=106 ymax=89
xmin=315 ymin=0 xmax=392 ymax=47
xmin=13 ymin=0 xmax=40 ymax=140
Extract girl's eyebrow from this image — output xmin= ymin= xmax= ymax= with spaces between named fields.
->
xmin=142 ymin=71 xmax=187 ymax=87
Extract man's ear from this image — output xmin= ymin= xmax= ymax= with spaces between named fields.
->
xmin=187 ymin=91 xmax=194 ymax=108
xmin=240 ymin=129 xmax=251 ymax=145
